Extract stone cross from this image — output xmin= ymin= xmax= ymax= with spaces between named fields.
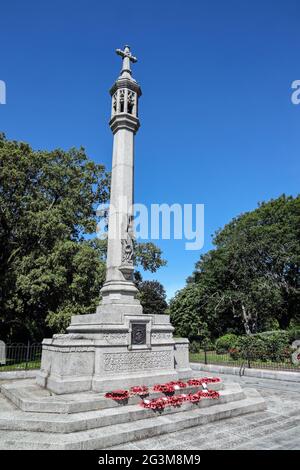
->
xmin=116 ymin=45 xmax=137 ymax=78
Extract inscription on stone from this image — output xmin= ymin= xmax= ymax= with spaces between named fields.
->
xmin=131 ymin=323 xmax=146 ymax=345
xmin=104 ymin=350 xmax=173 ymax=372
xmin=151 ymin=332 xmax=173 ymax=340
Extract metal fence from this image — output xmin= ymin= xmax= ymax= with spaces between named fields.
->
xmin=1 ymin=343 xmax=299 ymax=374
xmin=0 ymin=343 xmax=42 ymax=372
xmin=190 ymin=349 xmax=300 ymax=373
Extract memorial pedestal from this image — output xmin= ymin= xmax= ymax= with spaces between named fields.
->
xmin=36 ymin=307 xmax=191 ymax=394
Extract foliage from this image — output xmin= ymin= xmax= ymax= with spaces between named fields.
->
xmin=214 ymin=330 xmax=294 ymax=361
xmin=0 ymin=134 xmax=167 ymax=341
xmin=171 ymin=194 xmax=300 ymax=337
xmin=228 ymin=347 xmax=240 ymax=360
xmin=262 ymin=317 xmax=280 ymax=331
xmin=0 ymin=134 xmax=109 ymax=341
xmin=189 ymin=340 xmax=201 ymax=354
xmin=201 ymin=337 xmax=215 ymax=350
xmin=258 ymin=331 xmax=291 ymax=361
xmin=234 ymin=331 xmax=292 ymax=361
xmin=45 ymin=239 xmax=107 ymax=333
xmin=287 ymin=325 xmax=300 ymax=342
xmin=134 ymin=274 xmax=168 ymax=316
xmin=134 ymin=242 xmax=167 ymax=273
xmin=170 ymin=283 xmax=213 ymax=341
xmin=234 ymin=335 xmax=267 ymax=360
xmin=215 ymin=334 xmax=238 ymax=354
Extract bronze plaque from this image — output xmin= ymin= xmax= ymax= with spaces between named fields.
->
xmin=131 ymin=323 xmax=146 ymax=345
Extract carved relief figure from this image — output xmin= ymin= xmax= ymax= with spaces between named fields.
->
xmin=121 ymin=215 xmax=134 ymax=265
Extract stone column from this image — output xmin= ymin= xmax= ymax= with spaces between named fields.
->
xmin=99 ymin=46 xmax=142 ymax=306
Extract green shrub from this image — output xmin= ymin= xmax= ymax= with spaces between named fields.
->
xmin=215 ymin=330 xmax=296 ymax=362
xmin=189 ymin=340 xmax=201 ymax=354
xmin=235 ymin=335 xmax=267 ymax=360
xmin=263 ymin=318 xmax=280 ymax=331
xmin=287 ymin=326 xmax=300 ymax=342
xmin=256 ymin=331 xmax=290 ymax=361
xmin=201 ymin=338 xmax=214 ymax=350
xmin=234 ymin=331 xmax=292 ymax=362
xmin=215 ymin=334 xmax=238 ymax=354
xmin=228 ymin=347 xmax=240 ymax=360
xmin=257 ymin=330 xmax=289 ymax=339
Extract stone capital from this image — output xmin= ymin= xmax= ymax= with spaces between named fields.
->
xmin=109 ymin=113 xmax=140 ymax=134
xmin=110 ymin=78 xmax=142 ymax=97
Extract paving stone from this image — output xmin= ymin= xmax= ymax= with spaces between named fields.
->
xmin=134 ymin=436 xmax=179 ymax=450
xmin=108 ymin=443 xmax=141 ymax=451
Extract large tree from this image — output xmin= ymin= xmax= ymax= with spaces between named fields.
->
xmin=134 ymin=272 xmax=168 ymax=316
xmin=0 ymin=134 xmax=166 ymax=341
xmin=170 ymin=195 xmax=300 ymax=338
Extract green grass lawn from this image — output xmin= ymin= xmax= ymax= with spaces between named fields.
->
xmin=190 ymin=351 xmax=242 ymax=365
xmin=0 ymin=360 xmax=41 ymax=372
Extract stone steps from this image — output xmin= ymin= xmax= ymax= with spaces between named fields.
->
xmin=0 ymin=388 xmax=266 ymax=450
xmin=0 ymin=378 xmax=223 ymax=414
xmin=0 ymin=383 xmax=242 ymax=434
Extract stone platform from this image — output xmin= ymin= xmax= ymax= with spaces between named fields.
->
xmin=0 ymin=377 xmax=266 ymax=449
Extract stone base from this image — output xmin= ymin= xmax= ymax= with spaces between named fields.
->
xmin=36 ymin=368 xmax=180 ymax=395
xmin=0 ymin=378 xmax=266 ymax=449
xmin=1 ymin=376 xmax=224 ymax=414
xmin=91 ymin=370 xmax=179 ymax=392
xmin=35 ymin=308 xmax=192 ymax=394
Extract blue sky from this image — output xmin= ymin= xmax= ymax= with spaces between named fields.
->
xmin=1 ymin=0 xmax=299 ymax=299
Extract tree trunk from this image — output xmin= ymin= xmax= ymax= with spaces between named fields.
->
xmin=241 ymin=304 xmax=252 ymax=335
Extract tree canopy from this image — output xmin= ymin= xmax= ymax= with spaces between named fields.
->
xmin=170 ymin=195 xmax=300 ymax=339
xmin=134 ymin=272 xmax=168 ymax=316
xmin=0 ymin=134 xmax=166 ymax=341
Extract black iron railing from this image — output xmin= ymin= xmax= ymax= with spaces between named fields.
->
xmin=0 ymin=343 xmax=42 ymax=372
xmin=190 ymin=349 xmax=300 ymax=372
xmin=1 ymin=343 xmax=299 ymax=373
